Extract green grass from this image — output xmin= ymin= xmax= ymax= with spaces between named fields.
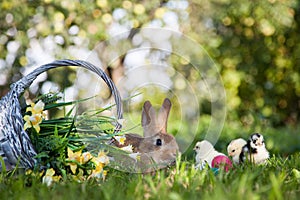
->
xmin=1 ymin=115 xmax=300 ymax=200
xmin=1 ymin=153 xmax=299 ymax=200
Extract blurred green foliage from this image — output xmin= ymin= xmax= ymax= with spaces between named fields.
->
xmin=0 ymin=0 xmax=299 ymax=127
xmin=188 ymin=0 xmax=300 ymax=126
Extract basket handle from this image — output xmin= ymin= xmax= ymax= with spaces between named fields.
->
xmin=12 ymin=59 xmax=123 ymax=131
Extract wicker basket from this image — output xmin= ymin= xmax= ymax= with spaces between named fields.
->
xmin=0 ymin=59 xmax=123 ymax=171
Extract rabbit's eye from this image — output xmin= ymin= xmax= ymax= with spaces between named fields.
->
xmin=232 ymin=149 xmax=235 ymax=153
xmin=156 ymin=139 xmax=162 ymax=146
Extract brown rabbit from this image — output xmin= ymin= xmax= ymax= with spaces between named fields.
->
xmin=112 ymin=98 xmax=180 ymax=173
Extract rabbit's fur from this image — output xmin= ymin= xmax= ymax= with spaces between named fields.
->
xmin=112 ymin=98 xmax=179 ymax=172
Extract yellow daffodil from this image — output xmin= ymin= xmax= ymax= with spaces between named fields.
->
xmin=72 ymin=169 xmax=86 ymax=183
xmin=65 ymin=149 xmax=109 ymax=180
xmin=24 ymin=113 xmax=44 ymax=132
xmin=88 ymin=151 xmax=110 ymax=179
xmin=92 ymin=151 xmax=109 ymax=166
xmin=88 ymin=164 xmax=109 ymax=180
xmin=26 ymin=100 xmax=45 ymax=114
xmin=23 ymin=100 xmax=46 ymax=133
xmin=89 ymin=162 xmax=104 ymax=179
xmin=25 ymin=169 xmax=44 ymax=177
xmin=102 ymin=170 xmax=108 ymax=180
xmin=114 ymin=135 xmax=126 ymax=145
xmin=42 ymin=168 xmax=61 ymax=187
xmin=66 ymin=148 xmax=83 ymax=174
xmin=25 ymin=169 xmax=33 ymax=175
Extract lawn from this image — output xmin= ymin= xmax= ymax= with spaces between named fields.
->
xmin=0 ymin=154 xmax=299 ymax=200
xmin=1 ymin=123 xmax=299 ymax=200
xmin=1 ymin=92 xmax=299 ymax=200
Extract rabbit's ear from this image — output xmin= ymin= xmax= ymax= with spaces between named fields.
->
xmin=142 ymin=100 xmax=157 ymax=137
xmin=141 ymin=100 xmax=152 ymax=127
xmin=158 ymin=98 xmax=172 ymax=134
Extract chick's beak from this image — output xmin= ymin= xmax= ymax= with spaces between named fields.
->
xmin=256 ymin=140 xmax=264 ymax=146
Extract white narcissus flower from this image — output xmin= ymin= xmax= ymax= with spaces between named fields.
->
xmin=121 ymin=144 xmax=133 ymax=153
xmin=42 ymin=168 xmax=61 ymax=187
xmin=129 ymin=152 xmax=141 ymax=162
xmin=114 ymin=135 xmax=127 ymax=145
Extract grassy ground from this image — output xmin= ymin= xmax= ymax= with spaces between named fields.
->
xmin=0 ymin=153 xmax=299 ymax=200
xmin=1 ymin=108 xmax=300 ymax=199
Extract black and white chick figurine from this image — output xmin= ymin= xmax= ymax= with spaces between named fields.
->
xmin=240 ymin=133 xmax=270 ymax=164
xmin=227 ymin=138 xmax=247 ymax=164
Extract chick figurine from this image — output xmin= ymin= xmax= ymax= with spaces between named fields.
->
xmin=194 ymin=140 xmax=232 ymax=172
xmin=227 ymin=138 xmax=247 ymax=164
xmin=240 ymin=133 xmax=270 ymax=164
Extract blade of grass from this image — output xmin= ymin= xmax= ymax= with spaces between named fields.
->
xmin=43 ymin=95 xmax=96 ymax=110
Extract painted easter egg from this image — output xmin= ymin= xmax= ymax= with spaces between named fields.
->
xmin=211 ymin=155 xmax=233 ymax=172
